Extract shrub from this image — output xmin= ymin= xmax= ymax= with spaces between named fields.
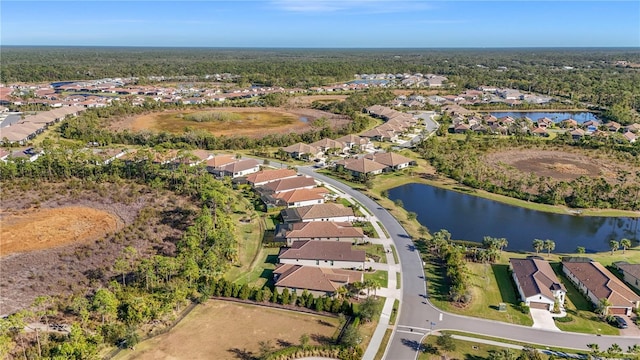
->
xmin=554 ymin=315 xmax=573 ymax=323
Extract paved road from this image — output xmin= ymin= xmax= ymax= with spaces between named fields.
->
xmin=297 ymin=167 xmax=640 ymax=359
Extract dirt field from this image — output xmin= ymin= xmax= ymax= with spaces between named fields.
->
xmin=115 ymin=300 xmax=339 ymax=360
xmin=484 ymin=149 xmax=627 ymax=181
xmin=111 ymin=107 xmax=350 ymax=137
xmin=1 ymin=207 xmax=121 ymax=256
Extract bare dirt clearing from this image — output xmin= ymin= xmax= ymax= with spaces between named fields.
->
xmin=0 ymin=181 xmax=194 ymax=315
xmin=484 ymin=149 xmax=627 ymax=181
xmin=115 ymin=300 xmax=339 ymax=360
xmin=1 ymin=207 xmax=121 ymax=256
xmin=111 ymin=107 xmax=350 ymax=137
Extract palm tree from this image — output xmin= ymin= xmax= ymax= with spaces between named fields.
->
xmin=596 ymin=298 xmax=611 ymax=317
xmin=609 ymin=240 xmax=619 ymax=255
xmin=620 ymin=238 xmax=632 ymax=254
xmin=543 ymin=239 xmax=555 ymax=257
xmin=532 ymin=239 xmax=544 ymax=255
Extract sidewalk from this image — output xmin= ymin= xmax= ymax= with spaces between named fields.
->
xmin=320 ymin=181 xmax=401 ymax=360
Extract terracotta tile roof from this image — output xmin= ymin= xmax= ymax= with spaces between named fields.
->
xmin=335 ymin=134 xmax=369 ymax=145
xmin=279 ymin=240 xmax=365 ymax=262
xmin=282 ymin=142 xmax=320 ymax=155
xmin=286 ymin=221 xmax=364 ymax=240
xmin=563 ymin=260 xmax=640 ymax=307
xmin=295 ymin=203 xmax=354 ymax=221
xmin=275 ymin=188 xmax=328 ymax=204
xmin=364 ymin=152 xmax=412 ymax=167
xmin=221 ymin=158 xmax=259 ymax=173
xmin=274 ymin=264 xmax=363 ymax=293
xmin=262 ymin=176 xmax=316 ymax=193
xmin=206 ymin=154 xmax=236 ymax=168
xmin=190 ymin=149 xmax=213 ymax=161
xmin=246 ymin=168 xmax=298 ymax=185
xmin=338 ymin=158 xmax=387 ymax=174
xmin=615 ymin=262 xmax=640 ymax=281
xmin=309 ymin=138 xmax=345 ymax=150
xmin=510 ymin=258 xmax=565 ymax=300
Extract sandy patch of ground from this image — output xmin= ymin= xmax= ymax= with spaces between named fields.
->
xmin=1 ymin=207 xmax=121 ymax=256
xmin=484 ymin=149 xmax=623 ymax=181
xmin=111 ymin=107 xmax=350 ymax=138
xmin=116 ymin=300 xmax=339 ymax=360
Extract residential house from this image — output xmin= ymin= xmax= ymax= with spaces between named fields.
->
xmin=561 ymin=119 xmax=578 ymax=129
xmin=614 ymin=262 xmax=640 ymax=292
xmin=360 ymin=128 xmax=398 ymax=142
xmin=623 ymin=131 xmax=637 ymax=143
xmin=569 ymin=129 xmax=585 ymax=140
xmin=219 ymin=158 xmax=260 ymax=178
xmin=531 ymin=127 xmax=549 ymax=137
xmin=453 ymin=123 xmax=471 ymax=134
xmin=246 ymin=168 xmax=299 ymax=187
xmin=537 ymin=117 xmax=554 ymax=129
xmin=274 ymin=188 xmax=328 ymax=208
xmin=276 ymin=221 xmax=366 ymax=246
xmin=309 ymin=138 xmax=348 ymax=154
xmin=261 ymin=176 xmax=317 ymax=194
xmin=364 ymin=152 xmax=414 ymax=171
xmin=281 ymin=142 xmax=322 ymax=161
xmin=336 ymin=158 xmax=387 ymax=178
xmin=273 ymin=264 xmax=363 ymax=297
xmin=625 ymin=123 xmax=640 ymax=133
xmin=605 ymin=122 xmax=622 ymax=132
xmin=510 ymin=258 xmax=566 ymax=311
xmin=278 ymin=240 xmax=366 ymax=269
xmin=205 ymin=154 xmax=237 ymax=174
xmin=280 ymin=203 xmax=356 ymax=223
xmin=562 ymin=259 xmax=640 ymax=315
xmin=335 ymin=134 xmax=373 ymax=152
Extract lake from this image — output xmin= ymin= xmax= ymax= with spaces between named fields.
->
xmin=487 ymin=111 xmax=599 ymax=124
xmin=388 ymin=183 xmax=639 ymax=253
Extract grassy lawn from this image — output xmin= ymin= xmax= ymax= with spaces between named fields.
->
xmin=228 ymin=247 xmax=280 ymax=287
xmin=390 ymin=299 xmax=400 ymax=325
xmin=355 ymin=243 xmax=387 ymax=264
xmin=364 ymin=270 xmax=389 ymax=288
xmin=396 ymin=272 xmax=401 ymax=289
xmin=374 ymin=329 xmax=393 ymax=360
xmin=357 ymin=297 xmax=386 ymax=352
xmin=390 ymin=244 xmax=399 ymax=264
xmin=418 ymin=335 xmax=535 ymax=360
xmin=443 ymin=331 xmax=590 ymax=355
xmin=549 ymin=263 xmax=619 ymax=335
xmin=377 ymin=221 xmax=390 ymax=238
xmin=425 ymin=257 xmax=533 ymax=326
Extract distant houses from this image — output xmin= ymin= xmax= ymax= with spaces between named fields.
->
xmin=1 ymin=107 xmax=84 ymax=144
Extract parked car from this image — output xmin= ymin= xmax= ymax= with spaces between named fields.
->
xmin=613 ymin=315 xmax=628 ymax=329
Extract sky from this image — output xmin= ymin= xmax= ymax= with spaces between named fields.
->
xmin=2 ymin=0 xmax=639 ymax=48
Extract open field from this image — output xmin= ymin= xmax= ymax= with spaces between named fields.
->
xmin=1 ymin=207 xmax=121 ymax=256
xmin=114 ymin=300 xmax=340 ymax=360
xmin=112 ymin=107 xmax=350 ymax=137
xmin=484 ymin=149 xmax=630 ymax=182
xmin=287 ymin=94 xmax=348 ymax=107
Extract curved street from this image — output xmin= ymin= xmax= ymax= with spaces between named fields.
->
xmin=297 ymin=167 xmax=640 ymax=360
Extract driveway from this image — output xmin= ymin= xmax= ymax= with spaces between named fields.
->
xmin=530 ymin=309 xmax=561 ymax=331
xmin=619 ymin=314 xmax=640 ymax=337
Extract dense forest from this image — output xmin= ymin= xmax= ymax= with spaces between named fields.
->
xmin=2 ymin=47 xmax=640 ymax=119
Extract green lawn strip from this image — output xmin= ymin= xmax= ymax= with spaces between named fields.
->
xmin=424 ymin=257 xmax=532 ymax=326
xmin=224 ymin=211 xmax=264 ymax=282
xmin=549 ymin=263 xmax=619 ymax=335
xmin=390 ymin=245 xmax=399 ymax=264
xmin=339 ymin=197 xmax=353 ymax=208
xmin=389 ymin=299 xmax=400 ymax=325
xmin=418 ymin=335 xmax=527 ymax=360
xmin=442 ymin=330 xmax=589 ymax=355
xmin=355 ymin=243 xmax=387 ymax=264
xmin=373 ymin=329 xmax=393 ymax=360
xmin=364 ymin=270 xmax=389 ymax=289
xmin=377 ymin=221 xmax=391 ymax=238
xmin=228 ymin=247 xmax=280 ymax=287
xmin=352 ymin=199 xmax=372 ymax=216
xmin=396 ymin=272 xmax=401 ymax=289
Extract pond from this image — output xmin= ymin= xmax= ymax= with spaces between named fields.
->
xmin=388 ymin=183 xmax=639 ymax=253
xmin=487 ymin=111 xmax=599 ymax=124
